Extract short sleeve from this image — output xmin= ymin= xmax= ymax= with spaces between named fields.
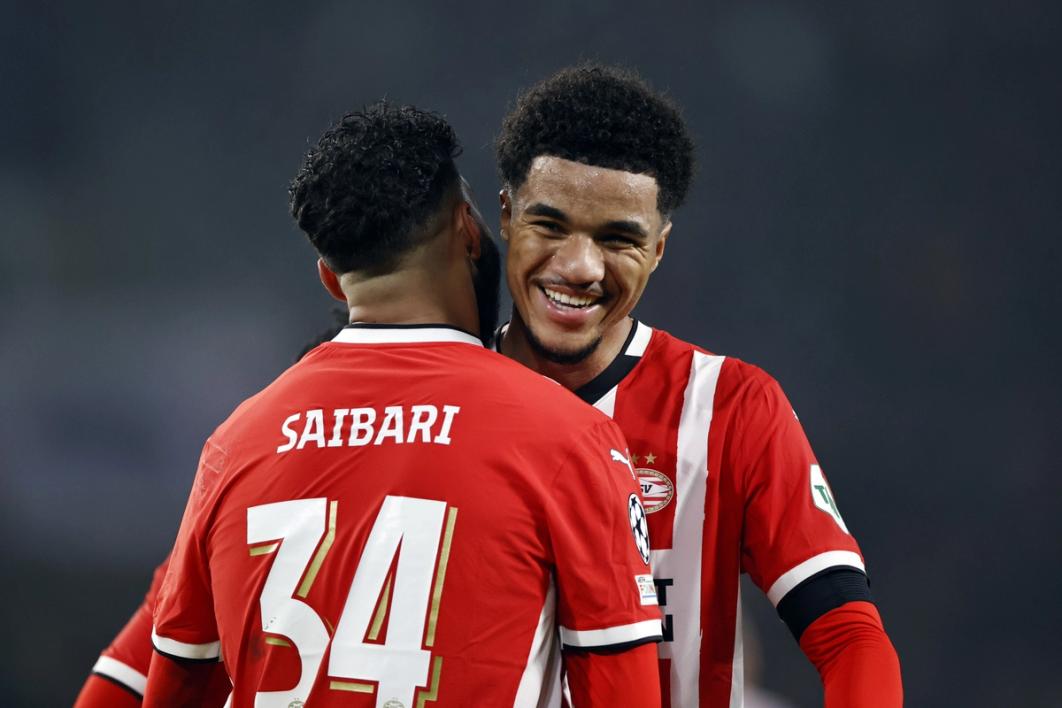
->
xmin=152 ymin=438 xmax=227 ymax=662
xmin=91 ymin=556 xmax=171 ymax=695
xmin=737 ymin=373 xmax=866 ymax=608
xmin=546 ymin=419 xmax=664 ymax=651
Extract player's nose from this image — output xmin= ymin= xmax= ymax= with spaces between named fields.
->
xmin=551 ymin=234 xmax=605 ymax=285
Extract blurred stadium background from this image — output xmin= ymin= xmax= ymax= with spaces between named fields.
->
xmin=1 ymin=1 xmax=1059 ymax=705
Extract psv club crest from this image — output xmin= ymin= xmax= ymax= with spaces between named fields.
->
xmin=637 ymin=462 xmax=675 ymax=514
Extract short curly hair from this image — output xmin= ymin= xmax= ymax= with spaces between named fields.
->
xmin=290 ymin=101 xmax=461 ymax=274
xmin=496 ymin=64 xmax=694 ymax=215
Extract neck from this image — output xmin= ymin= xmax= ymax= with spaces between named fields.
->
xmin=500 ymin=313 xmax=633 ymax=392
xmin=341 ymin=248 xmax=476 ymax=333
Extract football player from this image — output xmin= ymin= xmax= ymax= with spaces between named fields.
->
xmin=492 ymin=64 xmax=903 ymax=707
xmin=121 ymin=102 xmax=662 ymax=707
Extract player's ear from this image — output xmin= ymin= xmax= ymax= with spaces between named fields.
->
xmin=498 ymin=189 xmax=512 ymax=242
xmin=317 ymin=259 xmax=347 ymax=303
xmin=651 ymin=220 xmax=672 ymax=273
xmin=457 ymin=200 xmax=482 ymax=261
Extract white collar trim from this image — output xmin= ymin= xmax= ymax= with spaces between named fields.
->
xmin=332 ymin=325 xmax=483 ymax=347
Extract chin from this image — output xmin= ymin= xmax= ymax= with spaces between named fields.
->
xmin=528 ymin=327 xmax=602 ymax=365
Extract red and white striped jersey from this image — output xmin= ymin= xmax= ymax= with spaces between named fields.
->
xmin=150 ymin=324 xmax=662 ymax=707
xmin=555 ymin=320 xmax=866 ymax=708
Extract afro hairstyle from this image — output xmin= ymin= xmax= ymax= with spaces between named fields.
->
xmin=290 ymin=101 xmax=462 ymax=275
xmin=495 ymin=64 xmax=694 ymax=216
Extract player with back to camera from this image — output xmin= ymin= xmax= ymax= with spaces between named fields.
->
xmin=77 ymin=66 xmax=904 ymax=708
xmin=135 ymin=102 xmax=662 ymax=707
xmin=491 ymin=64 xmax=903 ymax=707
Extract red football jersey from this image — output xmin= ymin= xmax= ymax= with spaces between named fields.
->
xmin=151 ymin=325 xmax=661 ymax=707
xmin=513 ymin=321 xmax=868 ymax=708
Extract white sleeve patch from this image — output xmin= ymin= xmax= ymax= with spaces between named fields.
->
xmin=635 ymin=574 xmax=658 ymax=606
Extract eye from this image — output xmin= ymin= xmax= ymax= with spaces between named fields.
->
xmin=532 ymin=220 xmax=565 ymax=234
xmin=601 ymin=234 xmax=639 ymax=248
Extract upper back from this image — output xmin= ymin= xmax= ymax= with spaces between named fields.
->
xmin=182 ymin=325 xmax=640 ymax=706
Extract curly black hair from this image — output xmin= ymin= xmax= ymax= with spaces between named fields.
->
xmin=290 ymin=101 xmax=461 ymax=274
xmin=496 ymin=64 xmax=694 ymax=215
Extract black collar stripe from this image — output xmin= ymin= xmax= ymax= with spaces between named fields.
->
xmin=573 ymin=321 xmax=649 ymax=405
xmin=491 ymin=320 xmax=652 ymax=405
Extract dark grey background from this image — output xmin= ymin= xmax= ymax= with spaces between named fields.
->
xmin=2 ymin=1 xmax=1059 ymax=706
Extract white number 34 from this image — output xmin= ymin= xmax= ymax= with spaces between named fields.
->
xmin=246 ymin=495 xmax=457 ymax=708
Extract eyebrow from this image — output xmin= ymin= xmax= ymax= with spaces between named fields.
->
xmin=602 ymin=219 xmax=649 ymax=239
xmin=524 ymin=203 xmax=569 ymax=221
xmin=524 ymin=203 xmax=650 ymax=239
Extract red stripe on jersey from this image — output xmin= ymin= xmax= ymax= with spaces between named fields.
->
xmin=611 ymin=332 xmax=691 ymax=551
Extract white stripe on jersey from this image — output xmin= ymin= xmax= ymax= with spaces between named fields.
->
xmin=729 ymin=585 xmax=744 ymax=708
xmin=333 ymin=326 xmax=483 ymax=347
xmin=641 ymin=350 xmax=725 ymax=707
xmin=766 ymin=550 xmax=867 ymax=606
xmin=513 ymin=576 xmax=562 ymax=708
xmin=625 ymin=321 xmax=653 ymax=357
xmin=92 ymin=656 xmax=147 ymax=695
xmin=559 ymin=619 xmax=664 ymax=649
xmin=593 ymin=385 xmax=617 ymax=417
xmin=151 ymin=627 xmax=221 ymax=661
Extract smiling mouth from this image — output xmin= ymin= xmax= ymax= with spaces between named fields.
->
xmin=540 ymin=286 xmax=600 ymax=309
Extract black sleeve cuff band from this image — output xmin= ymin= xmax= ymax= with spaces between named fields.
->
xmin=776 ymin=567 xmax=873 ymax=641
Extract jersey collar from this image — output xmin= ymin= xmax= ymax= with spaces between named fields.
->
xmin=572 ymin=320 xmax=652 ymax=404
xmin=332 ymin=323 xmax=483 ymax=347
xmin=493 ymin=320 xmax=653 ymax=404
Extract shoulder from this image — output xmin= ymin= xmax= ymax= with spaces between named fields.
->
xmin=642 ymin=324 xmax=790 ymax=413
xmin=479 ymin=347 xmax=617 ymax=429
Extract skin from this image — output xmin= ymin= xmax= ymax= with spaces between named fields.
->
xmin=318 ymin=189 xmax=486 ymax=332
xmin=499 ymin=156 xmax=672 ymax=391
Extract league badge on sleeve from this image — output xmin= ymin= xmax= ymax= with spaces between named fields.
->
xmin=628 ymin=493 xmax=651 ymax=565
xmin=810 ymin=464 xmax=850 ymax=534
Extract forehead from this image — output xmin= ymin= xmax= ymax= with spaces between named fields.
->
xmin=514 ymin=156 xmax=662 ymax=227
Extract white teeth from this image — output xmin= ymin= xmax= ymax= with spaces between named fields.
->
xmin=543 ymin=287 xmax=596 ymax=308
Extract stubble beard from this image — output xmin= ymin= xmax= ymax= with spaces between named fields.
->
xmin=525 ymin=324 xmax=602 ymax=365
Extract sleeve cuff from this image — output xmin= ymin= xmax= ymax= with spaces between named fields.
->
xmin=559 ymin=618 xmax=663 ymax=651
xmin=91 ymin=656 xmax=148 ymax=696
xmin=151 ymin=627 xmax=221 ymax=662
xmin=766 ymin=550 xmax=866 ymax=606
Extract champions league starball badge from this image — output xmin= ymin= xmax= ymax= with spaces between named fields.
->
xmin=628 ymin=493 xmax=651 ymax=565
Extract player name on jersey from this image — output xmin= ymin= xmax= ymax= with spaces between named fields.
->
xmin=276 ymin=404 xmax=461 ymax=453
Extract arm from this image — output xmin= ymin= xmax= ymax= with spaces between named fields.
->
xmin=74 ymin=676 xmax=142 ymax=708
xmin=735 ymin=367 xmax=902 ymax=704
xmin=74 ymin=559 xmax=170 ymax=707
xmin=565 ymin=643 xmax=661 ymax=707
xmin=800 ymin=601 xmax=902 ymax=708
xmin=550 ymin=419 xmax=665 ymax=704
xmin=145 ymin=438 xmax=227 ymax=705
xmin=142 ymin=652 xmax=220 ymax=708
xmin=75 ymin=555 xmax=232 ymax=707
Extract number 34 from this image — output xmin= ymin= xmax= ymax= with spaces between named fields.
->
xmin=245 ymin=495 xmax=457 ymax=708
